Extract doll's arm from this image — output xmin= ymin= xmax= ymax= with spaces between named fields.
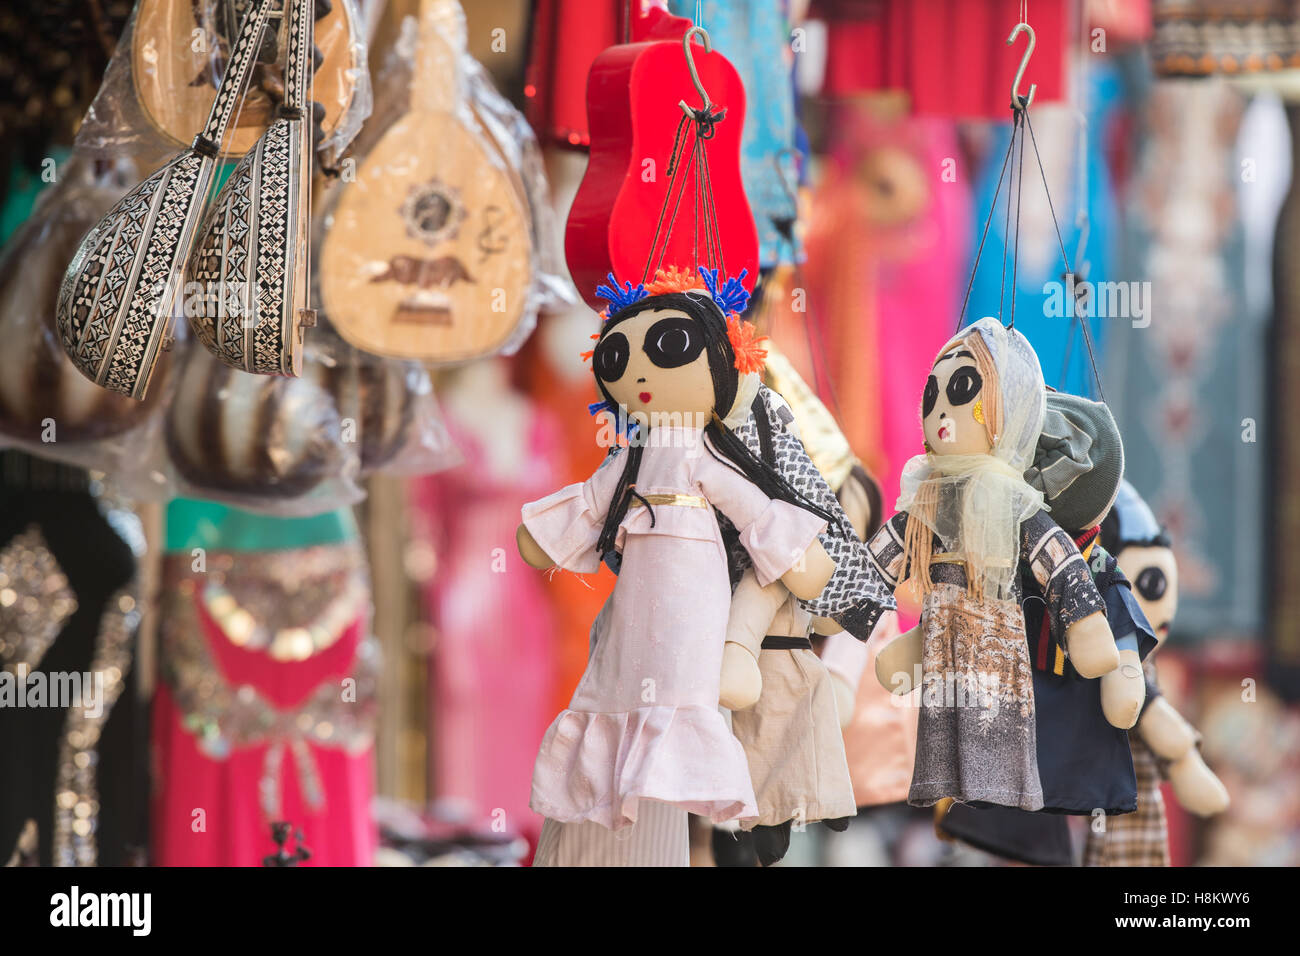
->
xmin=518 ymin=452 xmax=624 ymax=573
xmin=1022 ymin=512 xmax=1117 ymax=678
xmin=820 ymin=628 xmax=871 ymax=727
xmin=720 ymin=567 xmax=787 ymax=710
xmin=1138 ymin=697 xmax=1229 ymax=816
xmin=1099 ymin=637 xmax=1146 ymax=729
xmin=696 ymin=450 xmax=834 ymax=600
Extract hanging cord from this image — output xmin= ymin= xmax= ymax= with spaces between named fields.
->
xmin=1009 ymin=108 xmax=1027 ymax=330
xmin=955 ymin=117 xmax=1021 ymax=334
xmin=1023 ymin=110 xmax=1107 ymax=403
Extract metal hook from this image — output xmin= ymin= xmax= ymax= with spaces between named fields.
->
xmin=1006 ymin=22 xmax=1037 ymax=111
xmin=678 ymin=26 xmax=713 ymax=118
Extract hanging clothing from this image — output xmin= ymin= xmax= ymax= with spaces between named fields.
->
xmin=810 ymin=0 xmax=1069 ymax=118
xmin=411 ymin=404 xmax=559 ymax=847
xmin=0 ymin=453 xmax=142 ymax=866
xmin=668 ymin=0 xmax=804 ymax=267
xmin=152 ymin=502 xmax=377 ymax=867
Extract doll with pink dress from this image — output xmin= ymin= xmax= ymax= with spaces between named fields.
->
xmin=516 ymin=267 xmax=839 ymax=866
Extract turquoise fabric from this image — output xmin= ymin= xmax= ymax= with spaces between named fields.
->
xmin=164 ymin=498 xmax=358 ymax=554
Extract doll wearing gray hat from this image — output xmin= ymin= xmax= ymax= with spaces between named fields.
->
xmin=941 ymin=392 xmax=1160 ymax=860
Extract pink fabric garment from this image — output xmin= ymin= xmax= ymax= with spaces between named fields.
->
xmin=151 ymin=603 xmax=377 ymax=867
xmin=411 ymin=408 xmax=560 ymax=846
xmin=523 ymin=426 xmax=826 ymax=829
xmin=838 ymin=611 xmax=919 ymax=807
xmin=852 ymin=116 xmax=971 ymax=509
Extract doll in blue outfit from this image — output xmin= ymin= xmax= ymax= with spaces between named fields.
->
xmin=940 ymin=392 xmax=1158 ymax=861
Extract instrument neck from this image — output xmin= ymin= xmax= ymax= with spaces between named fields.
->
xmin=282 ymin=0 xmax=316 ymax=112
xmin=199 ymin=0 xmax=276 ymax=151
xmin=414 ymin=0 xmax=465 ymax=114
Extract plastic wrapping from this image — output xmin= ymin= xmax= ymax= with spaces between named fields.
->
xmin=307 ymin=326 xmax=462 ymax=477
xmin=150 ymin=326 xmax=460 ymax=515
xmin=314 ymin=8 xmax=573 ymax=367
xmin=160 ymin=339 xmax=366 ymax=514
xmin=0 ymin=158 xmax=174 ymax=470
xmin=75 ymin=0 xmax=371 ymax=170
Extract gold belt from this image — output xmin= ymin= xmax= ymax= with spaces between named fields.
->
xmin=630 ymin=493 xmax=708 ymax=509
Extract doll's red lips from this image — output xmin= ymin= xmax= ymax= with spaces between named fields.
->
xmin=938 ymin=425 xmax=950 ymax=440
xmin=639 ymin=391 xmax=652 ymax=403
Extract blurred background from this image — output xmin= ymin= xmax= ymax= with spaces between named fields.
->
xmin=0 ymin=0 xmax=1296 ymax=867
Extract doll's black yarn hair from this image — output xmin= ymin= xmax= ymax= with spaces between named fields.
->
xmin=591 ymin=291 xmax=838 ymax=556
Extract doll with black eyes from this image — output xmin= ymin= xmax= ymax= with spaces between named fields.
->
xmin=515 ymin=267 xmax=839 ymax=866
xmin=1085 ymin=481 xmax=1229 ymax=866
xmin=866 ymin=317 xmax=1119 ymax=811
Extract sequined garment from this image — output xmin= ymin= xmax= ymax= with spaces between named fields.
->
xmin=158 ymin=546 xmax=377 ymax=822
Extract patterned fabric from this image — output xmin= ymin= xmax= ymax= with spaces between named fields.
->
xmin=720 ymin=385 xmax=895 ymax=639
xmin=866 ymin=509 xmax=1106 ymax=811
xmin=1083 ymin=735 xmax=1170 ymax=867
xmin=910 ymin=581 xmax=1043 ymax=810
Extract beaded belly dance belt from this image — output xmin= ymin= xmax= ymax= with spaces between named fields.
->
xmin=160 ymin=545 xmax=378 ymax=819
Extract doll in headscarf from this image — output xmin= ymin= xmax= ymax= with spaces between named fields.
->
xmin=1084 ymin=481 xmax=1230 ymax=866
xmin=517 ymin=266 xmax=839 ymax=865
xmin=868 ymin=318 xmax=1119 ymax=811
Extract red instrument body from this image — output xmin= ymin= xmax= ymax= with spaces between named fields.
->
xmin=565 ymin=7 xmax=759 ymax=307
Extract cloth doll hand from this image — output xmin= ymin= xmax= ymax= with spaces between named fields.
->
xmin=1137 ymin=696 xmax=1198 ymax=760
xmin=780 ymin=539 xmax=835 ymax=600
xmin=830 ymin=672 xmax=856 ymax=728
xmin=1167 ymin=749 xmax=1230 ymax=817
xmin=1064 ymin=611 xmax=1120 ymax=678
xmin=516 ymin=523 xmax=554 ymax=569
xmin=1099 ymin=648 xmax=1146 ymax=729
xmin=719 ymin=641 xmax=762 ymax=711
xmin=874 ymin=624 xmax=922 ymax=695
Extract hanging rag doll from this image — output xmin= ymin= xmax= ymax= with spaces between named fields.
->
xmin=517 ymin=266 xmax=838 ymax=866
xmin=939 ymin=391 xmax=1159 ymax=863
xmin=721 ymin=385 xmax=881 ymax=866
xmin=870 ymin=317 xmax=1119 ymax=811
xmin=1084 ymin=481 xmax=1230 ymax=866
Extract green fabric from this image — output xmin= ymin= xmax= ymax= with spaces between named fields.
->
xmin=1 ymin=148 xmax=72 ymax=245
xmin=165 ymin=497 xmax=358 ymax=554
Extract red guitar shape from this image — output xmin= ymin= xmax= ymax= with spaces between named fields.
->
xmin=565 ymin=6 xmax=758 ymax=307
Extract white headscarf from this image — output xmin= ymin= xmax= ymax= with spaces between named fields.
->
xmin=895 ymin=317 xmax=1047 ymax=601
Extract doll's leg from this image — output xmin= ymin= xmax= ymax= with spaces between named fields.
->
xmin=532 ymin=802 xmax=689 ymax=866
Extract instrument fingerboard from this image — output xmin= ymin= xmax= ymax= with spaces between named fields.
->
xmin=284 ymin=0 xmax=315 ymax=111
xmin=200 ymin=0 xmax=276 ymax=147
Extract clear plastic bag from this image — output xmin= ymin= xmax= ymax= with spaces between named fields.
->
xmin=159 ymin=338 xmax=366 ymax=515
xmin=75 ymin=0 xmax=371 ymax=170
xmin=312 ymin=7 xmax=573 ymax=367
xmin=307 ymin=327 xmax=463 ymax=478
xmin=0 ymin=157 xmax=176 ymax=474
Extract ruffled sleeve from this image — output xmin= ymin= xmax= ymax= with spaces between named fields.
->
xmin=521 ymin=451 xmax=625 ymax=574
xmin=695 ymin=451 xmax=827 ymax=587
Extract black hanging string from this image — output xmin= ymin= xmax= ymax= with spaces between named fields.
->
xmin=998 ymin=115 xmax=1017 ymax=324
xmin=956 ymin=115 xmax=1022 ymax=335
xmin=953 ymin=93 xmax=1108 ymax=404
xmin=641 ymin=103 xmax=728 ymax=285
xmin=1023 ymin=109 xmax=1107 ymax=403
xmin=1009 ymin=107 xmax=1027 ymax=331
